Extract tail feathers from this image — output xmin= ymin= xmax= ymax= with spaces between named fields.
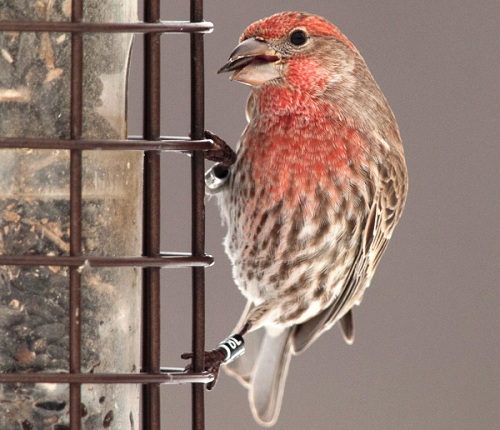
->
xmin=224 ymin=327 xmax=294 ymax=426
xmin=249 ymin=328 xmax=293 ymax=427
xmin=225 ymin=307 xmax=354 ymax=426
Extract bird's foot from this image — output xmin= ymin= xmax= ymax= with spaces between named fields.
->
xmin=203 ymin=130 xmax=236 ymax=165
xmin=182 ymin=334 xmax=245 ymax=390
xmin=181 ymin=348 xmax=226 ymax=390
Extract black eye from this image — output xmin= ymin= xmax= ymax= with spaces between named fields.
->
xmin=290 ymin=30 xmax=307 ymax=46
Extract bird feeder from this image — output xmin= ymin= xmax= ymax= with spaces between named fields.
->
xmin=0 ymin=0 xmax=214 ymax=428
xmin=0 ymin=1 xmax=141 ymax=427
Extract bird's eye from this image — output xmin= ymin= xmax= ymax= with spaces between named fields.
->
xmin=290 ymin=30 xmax=307 ymax=46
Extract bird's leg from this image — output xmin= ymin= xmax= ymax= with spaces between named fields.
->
xmin=182 ymin=323 xmax=251 ymax=390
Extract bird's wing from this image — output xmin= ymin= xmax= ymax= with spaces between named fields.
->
xmin=292 ymin=153 xmax=407 ymax=354
xmin=291 ymin=222 xmax=370 ymax=354
xmin=339 ymin=309 xmax=355 ymax=344
xmin=245 ymin=90 xmax=257 ymax=123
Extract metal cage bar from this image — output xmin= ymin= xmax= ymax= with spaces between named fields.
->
xmin=0 ymin=0 xmax=212 ymax=428
xmin=69 ymin=0 xmax=84 ymax=427
xmin=190 ymin=1 xmax=207 ymax=428
xmin=142 ymin=0 xmax=162 ymax=428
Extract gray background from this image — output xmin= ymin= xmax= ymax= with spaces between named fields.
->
xmin=128 ymin=1 xmax=499 ymax=429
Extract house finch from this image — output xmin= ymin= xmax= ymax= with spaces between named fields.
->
xmin=200 ymin=11 xmax=407 ymax=426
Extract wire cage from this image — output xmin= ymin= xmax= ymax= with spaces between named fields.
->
xmin=0 ymin=0 xmax=212 ymax=429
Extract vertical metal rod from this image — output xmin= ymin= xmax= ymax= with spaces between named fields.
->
xmin=142 ymin=0 xmax=162 ymax=429
xmin=70 ymin=0 xmax=84 ymax=428
xmin=190 ymin=0 xmax=206 ymax=429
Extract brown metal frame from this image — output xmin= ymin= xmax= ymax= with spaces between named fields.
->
xmin=0 ymin=0 xmax=212 ymax=429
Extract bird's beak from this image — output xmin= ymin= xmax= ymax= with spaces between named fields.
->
xmin=217 ymin=38 xmax=281 ymax=87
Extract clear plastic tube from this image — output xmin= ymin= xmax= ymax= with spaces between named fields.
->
xmin=0 ymin=1 xmax=141 ymax=428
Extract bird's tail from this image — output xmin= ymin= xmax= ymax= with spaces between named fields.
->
xmin=225 ymin=327 xmax=293 ymax=427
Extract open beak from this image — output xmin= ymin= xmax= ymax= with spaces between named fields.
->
xmin=217 ymin=38 xmax=281 ymax=86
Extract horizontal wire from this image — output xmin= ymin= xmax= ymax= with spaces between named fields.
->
xmin=0 ymin=254 xmax=213 ymax=268
xmin=0 ymin=137 xmax=214 ymax=151
xmin=0 ymin=20 xmax=213 ymax=34
xmin=0 ymin=369 xmax=214 ymax=385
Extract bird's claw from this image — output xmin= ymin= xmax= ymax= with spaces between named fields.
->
xmin=204 ymin=131 xmax=236 ymax=192
xmin=203 ymin=130 xmax=237 ymax=165
xmin=181 ymin=348 xmax=227 ymax=390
